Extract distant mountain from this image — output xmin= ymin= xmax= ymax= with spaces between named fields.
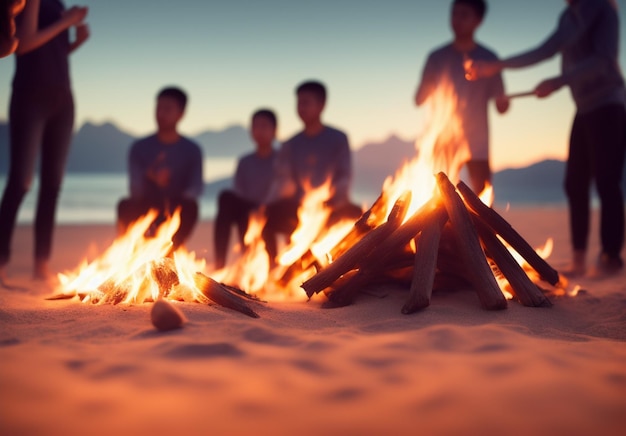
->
xmin=353 ymin=135 xmax=415 ymax=193
xmin=0 ymin=121 xmax=255 ymax=174
xmin=493 ymin=160 xmax=566 ymax=204
xmin=1 ymin=121 xmax=624 ymax=204
xmin=65 ymin=121 xmax=135 ymax=173
xmin=194 ymin=125 xmax=253 ymax=158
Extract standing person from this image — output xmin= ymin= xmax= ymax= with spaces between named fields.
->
xmin=117 ymin=87 xmax=203 ymax=252
xmin=262 ymin=80 xmax=362 ymax=263
xmin=213 ymin=109 xmax=278 ymax=269
xmin=467 ymin=0 xmax=625 ymax=276
xmin=0 ymin=0 xmax=89 ymax=283
xmin=414 ymin=0 xmax=509 ymax=194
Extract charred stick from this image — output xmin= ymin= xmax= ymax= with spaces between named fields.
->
xmin=194 ymin=272 xmax=260 ymax=318
xmin=358 ymin=197 xmax=440 ymax=272
xmin=436 ymin=172 xmax=507 ymax=310
xmin=301 ymin=191 xmax=412 ymax=297
xmin=402 ymin=204 xmax=449 ymax=314
xmin=456 ymin=181 xmax=560 ymax=285
xmin=473 ymin=215 xmax=552 ymax=307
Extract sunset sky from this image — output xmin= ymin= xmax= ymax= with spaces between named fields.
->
xmin=0 ymin=0 xmax=624 ymax=171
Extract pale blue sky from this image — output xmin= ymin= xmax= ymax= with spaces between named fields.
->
xmin=1 ymin=0 xmax=624 ymax=170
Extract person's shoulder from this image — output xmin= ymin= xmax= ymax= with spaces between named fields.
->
xmin=428 ymin=43 xmax=454 ymax=59
xmin=131 ymin=134 xmax=158 ymax=150
xmin=179 ymin=136 xmax=203 ymax=153
xmin=474 ymin=43 xmax=500 ymax=61
xmin=323 ymin=125 xmax=348 ymax=140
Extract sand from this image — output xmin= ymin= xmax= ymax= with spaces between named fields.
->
xmin=1 ymin=206 xmax=625 ymax=435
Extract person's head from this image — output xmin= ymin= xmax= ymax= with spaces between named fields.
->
xmin=155 ymin=86 xmax=187 ymax=132
xmin=296 ymin=80 xmax=326 ymax=126
xmin=450 ymin=0 xmax=486 ymax=40
xmin=250 ymin=108 xmax=277 ymax=149
xmin=0 ymin=0 xmax=25 ymax=58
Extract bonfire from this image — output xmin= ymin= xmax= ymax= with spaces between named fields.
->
xmin=51 ymin=77 xmax=570 ymax=317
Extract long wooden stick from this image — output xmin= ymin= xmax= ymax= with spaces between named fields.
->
xmin=456 ymin=181 xmax=560 ymax=285
xmin=301 ymin=191 xmax=412 ymax=297
xmin=436 ymin=172 xmax=507 ymax=310
xmin=194 ymin=272 xmax=260 ymax=318
xmin=473 ymin=215 xmax=552 ymax=307
xmin=402 ymin=203 xmax=448 ymax=314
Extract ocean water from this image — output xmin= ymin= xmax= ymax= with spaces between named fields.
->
xmin=0 ymin=173 xmax=569 ymax=225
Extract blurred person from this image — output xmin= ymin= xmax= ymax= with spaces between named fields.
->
xmin=262 ymin=80 xmax=362 ymax=263
xmin=0 ymin=0 xmax=25 ymax=57
xmin=117 ymin=87 xmax=203 ymax=252
xmin=414 ymin=0 xmax=509 ymax=195
xmin=467 ymin=0 xmax=625 ymax=276
xmin=0 ymin=0 xmax=89 ymax=283
xmin=213 ymin=109 xmax=278 ymax=270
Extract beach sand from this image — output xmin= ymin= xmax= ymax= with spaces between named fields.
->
xmin=1 ymin=206 xmax=625 ymax=435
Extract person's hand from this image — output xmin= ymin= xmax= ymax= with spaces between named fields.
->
xmin=149 ymin=168 xmax=171 ymax=188
xmin=495 ymin=94 xmax=510 ymax=114
xmin=534 ymin=77 xmax=565 ymax=98
xmin=74 ymin=22 xmax=89 ymax=46
xmin=62 ymin=5 xmax=88 ymax=27
xmin=465 ymin=60 xmax=503 ymax=81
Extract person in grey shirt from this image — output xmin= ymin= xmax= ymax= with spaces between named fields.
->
xmin=117 ymin=87 xmax=203 ymax=252
xmin=262 ymin=80 xmax=362 ymax=263
xmin=213 ymin=109 xmax=278 ymax=269
xmin=415 ymin=0 xmax=509 ymax=195
xmin=468 ymin=0 xmax=625 ymax=276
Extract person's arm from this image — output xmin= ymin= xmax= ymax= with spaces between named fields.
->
xmin=69 ymin=22 xmax=89 ymax=53
xmin=263 ymin=142 xmax=296 ymax=204
xmin=128 ymin=144 xmax=145 ymax=199
xmin=330 ymin=134 xmax=352 ymax=205
xmin=233 ymin=158 xmax=246 ymax=196
xmin=492 ymin=70 xmax=509 ymax=114
xmin=414 ymin=54 xmax=436 ymax=106
xmin=183 ymin=146 xmax=204 ymax=199
xmin=15 ymin=0 xmax=88 ymax=55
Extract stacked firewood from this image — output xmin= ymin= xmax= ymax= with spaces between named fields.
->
xmin=301 ymin=172 xmax=559 ymax=313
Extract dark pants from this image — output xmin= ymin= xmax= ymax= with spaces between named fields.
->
xmin=262 ymin=197 xmax=363 ymax=262
xmin=117 ymin=197 xmax=198 ymax=251
xmin=0 ymin=87 xmax=74 ymax=265
xmin=565 ymin=104 xmax=626 ymax=258
xmin=213 ymin=190 xmax=258 ymax=269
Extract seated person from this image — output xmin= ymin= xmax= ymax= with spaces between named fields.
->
xmin=262 ymin=80 xmax=362 ymax=262
xmin=213 ymin=108 xmax=278 ymax=269
xmin=117 ymin=86 xmax=203 ymax=250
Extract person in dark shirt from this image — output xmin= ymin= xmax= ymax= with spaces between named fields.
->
xmin=117 ymin=87 xmax=203 ymax=251
xmin=214 ymin=109 xmax=278 ymax=269
xmin=467 ymin=0 xmax=625 ymax=276
xmin=0 ymin=0 xmax=89 ymax=283
xmin=262 ymin=80 xmax=362 ymax=263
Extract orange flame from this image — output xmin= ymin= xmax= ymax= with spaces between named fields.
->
xmin=57 ymin=210 xmax=207 ymax=304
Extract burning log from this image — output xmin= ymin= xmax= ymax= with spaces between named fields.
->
xmin=150 ymin=258 xmax=179 ymax=298
xmin=402 ymin=203 xmax=448 ymax=314
xmin=194 ymin=273 xmax=260 ymax=318
xmin=301 ymin=191 xmax=412 ymax=297
xmin=436 ymin=172 xmax=507 ymax=310
xmin=456 ymin=181 xmax=560 ymax=285
xmin=473 ymin=216 xmax=552 ymax=307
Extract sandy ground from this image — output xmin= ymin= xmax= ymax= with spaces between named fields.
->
xmin=1 ymin=206 xmax=625 ymax=435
